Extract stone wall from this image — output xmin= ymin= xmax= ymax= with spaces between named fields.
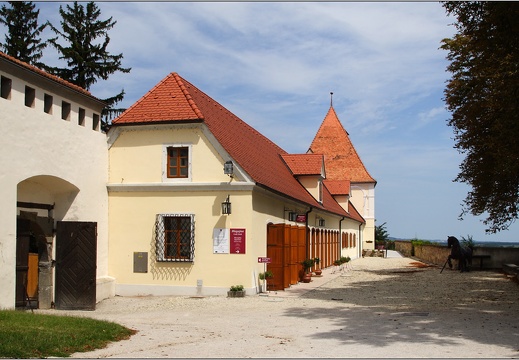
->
xmin=394 ymin=240 xmax=519 ymax=270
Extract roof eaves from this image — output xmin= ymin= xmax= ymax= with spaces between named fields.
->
xmin=0 ymin=51 xmax=105 ymax=106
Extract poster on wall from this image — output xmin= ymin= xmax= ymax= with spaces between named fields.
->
xmin=230 ymin=228 xmax=246 ymax=254
xmin=213 ymin=228 xmax=229 ymax=253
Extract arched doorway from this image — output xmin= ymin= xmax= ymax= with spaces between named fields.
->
xmin=16 ymin=175 xmax=84 ymax=309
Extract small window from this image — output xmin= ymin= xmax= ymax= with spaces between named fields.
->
xmin=167 ymin=146 xmax=189 ymax=178
xmin=1 ymin=76 xmax=12 ymax=99
xmin=92 ymin=113 xmax=100 ymax=131
xmin=61 ymin=101 xmax=71 ymax=120
xmin=155 ymin=214 xmax=195 ymax=262
xmin=78 ymin=108 xmax=85 ymax=126
xmin=25 ymin=86 xmax=35 ymax=107
xmin=44 ymin=94 xmax=53 ymax=114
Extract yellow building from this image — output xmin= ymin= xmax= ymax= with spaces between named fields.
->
xmin=107 ymin=73 xmax=368 ymax=296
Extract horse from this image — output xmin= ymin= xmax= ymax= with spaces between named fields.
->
xmin=446 ymin=236 xmax=473 ymax=272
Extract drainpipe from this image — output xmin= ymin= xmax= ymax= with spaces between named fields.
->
xmin=305 ymin=207 xmax=313 ymax=259
xmin=358 ymin=223 xmax=363 ymax=258
xmin=339 ymin=216 xmax=345 ymax=258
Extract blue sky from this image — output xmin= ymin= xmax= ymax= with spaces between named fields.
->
xmin=25 ymin=2 xmax=518 ymax=242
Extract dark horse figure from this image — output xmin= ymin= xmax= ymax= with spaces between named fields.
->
xmin=447 ymin=236 xmax=473 ymax=272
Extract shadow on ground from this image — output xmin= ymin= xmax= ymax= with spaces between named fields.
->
xmin=282 ymin=265 xmax=519 ymax=353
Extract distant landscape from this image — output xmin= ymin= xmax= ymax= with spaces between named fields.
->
xmin=389 ymin=237 xmax=519 ymax=248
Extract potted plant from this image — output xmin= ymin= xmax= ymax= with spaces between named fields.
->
xmin=313 ymin=257 xmax=322 ymax=276
xmin=259 ymin=270 xmax=273 ymax=280
xmin=300 ymin=258 xmax=315 ymax=283
xmin=227 ymin=284 xmax=245 ymax=297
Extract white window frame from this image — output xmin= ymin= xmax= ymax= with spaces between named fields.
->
xmin=162 ymin=143 xmax=193 ymax=182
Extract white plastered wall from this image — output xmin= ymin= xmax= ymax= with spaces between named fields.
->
xmin=0 ymin=67 xmax=110 ymax=309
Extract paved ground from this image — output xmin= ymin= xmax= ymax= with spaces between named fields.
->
xmin=36 ymin=252 xmax=519 ymax=358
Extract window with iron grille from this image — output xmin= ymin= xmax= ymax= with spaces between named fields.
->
xmin=155 ymin=214 xmax=195 ymax=262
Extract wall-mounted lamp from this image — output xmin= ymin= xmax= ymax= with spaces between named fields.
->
xmin=288 ymin=212 xmax=298 ymax=222
xmin=224 ymin=161 xmax=234 ymax=177
xmin=221 ymin=195 xmax=231 ymax=215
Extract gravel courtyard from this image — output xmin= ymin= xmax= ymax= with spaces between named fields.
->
xmin=37 ymin=255 xmax=519 ymax=358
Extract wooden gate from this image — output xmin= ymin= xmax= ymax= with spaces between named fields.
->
xmin=267 ymin=223 xmax=307 ymax=291
xmin=55 ymin=221 xmax=97 ymax=310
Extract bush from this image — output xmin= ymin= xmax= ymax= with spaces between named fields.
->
xmin=229 ymin=285 xmax=244 ymax=292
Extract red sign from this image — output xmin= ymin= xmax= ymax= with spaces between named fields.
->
xmin=296 ymin=214 xmax=307 ymax=223
xmin=258 ymin=257 xmax=271 ymax=263
xmin=230 ymin=228 xmax=246 ymax=254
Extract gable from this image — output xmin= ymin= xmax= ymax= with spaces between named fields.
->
xmin=111 ymin=72 xmax=362 ymax=221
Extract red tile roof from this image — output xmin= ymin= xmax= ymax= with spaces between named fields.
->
xmin=0 ymin=51 xmax=101 ymax=101
xmin=309 ymin=106 xmax=376 ymax=184
xmin=281 ymin=154 xmax=324 ymax=176
xmin=323 ymin=180 xmax=350 ymax=196
xmin=112 ymin=72 xmax=364 ymax=222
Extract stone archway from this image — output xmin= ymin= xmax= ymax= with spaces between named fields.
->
xmin=16 ymin=175 xmax=80 ymax=309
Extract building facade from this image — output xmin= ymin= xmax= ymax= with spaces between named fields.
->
xmin=0 ymin=52 xmax=112 ymax=310
xmin=1 ymin=51 xmax=375 ymax=307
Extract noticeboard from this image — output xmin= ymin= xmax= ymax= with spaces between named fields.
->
xmin=230 ymin=228 xmax=246 ymax=254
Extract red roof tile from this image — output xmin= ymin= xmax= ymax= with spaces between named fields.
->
xmin=323 ymin=180 xmax=350 ymax=196
xmin=281 ymin=154 xmax=324 ymax=176
xmin=113 ymin=73 xmax=203 ymax=124
xmin=112 ymin=72 xmax=364 ymax=222
xmin=309 ymin=107 xmax=376 ymax=184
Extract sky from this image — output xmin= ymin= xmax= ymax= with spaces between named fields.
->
xmin=15 ymin=1 xmax=518 ymax=243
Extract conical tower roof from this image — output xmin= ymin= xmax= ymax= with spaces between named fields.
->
xmin=309 ymin=106 xmax=376 ymax=184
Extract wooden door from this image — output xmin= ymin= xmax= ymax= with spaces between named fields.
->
xmin=55 ymin=221 xmax=97 ymax=310
xmin=266 ymin=224 xmax=284 ymax=291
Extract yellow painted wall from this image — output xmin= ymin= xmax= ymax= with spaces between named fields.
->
xmin=108 ymin=124 xmax=362 ymax=296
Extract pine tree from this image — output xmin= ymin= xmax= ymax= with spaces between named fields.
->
xmin=0 ymin=1 xmax=47 ymax=66
xmin=46 ymin=1 xmax=131 ymax=107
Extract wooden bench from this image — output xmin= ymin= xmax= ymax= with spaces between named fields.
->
xmin=472 ymin=254 xmax=491 ymax=269
xmin=503 ymin=263 xmax=518 ymax=275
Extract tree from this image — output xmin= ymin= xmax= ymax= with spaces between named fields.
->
xmin=441 ymin=2 xmax=519 ymax=233
xmin=46 ymin=1 xmax=130 ymax=107
xmin=375 ymin=221 xmax=389 ymax=242
xmin=0 ymin=1 xmax=47 ymax=66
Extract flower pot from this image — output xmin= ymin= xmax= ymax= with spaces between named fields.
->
xmin=227 ymin=291 xmax=245 ymax=297
xmin=302 ymin=273 xmax=312 ymax=283
xmin=314 ymin=269 xmax=322 ymax=276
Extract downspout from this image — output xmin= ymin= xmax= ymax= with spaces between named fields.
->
xmin=305 ymin=207 xmax=313 ymax=259
xmin=339 ymin=217 xmax=345 ymax=258
xmin=358 ymin=222 xmax=363 ymax=258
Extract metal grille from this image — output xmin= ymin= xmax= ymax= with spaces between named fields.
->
xmin=155 ymin=214 xmax=195 ymax=262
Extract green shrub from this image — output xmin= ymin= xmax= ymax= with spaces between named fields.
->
xmin=229 ymin=285 xmax=244 ymax=292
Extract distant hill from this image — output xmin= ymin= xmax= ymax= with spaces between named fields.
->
xmin=388 ymin=237 xmax=519 ymax=248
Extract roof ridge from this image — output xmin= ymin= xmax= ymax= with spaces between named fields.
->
xmin=172 ymin=73 xmax=204 ymax=120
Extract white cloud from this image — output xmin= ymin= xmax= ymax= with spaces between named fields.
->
xmin=14 ymin=1 xmax=516 ymax=242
